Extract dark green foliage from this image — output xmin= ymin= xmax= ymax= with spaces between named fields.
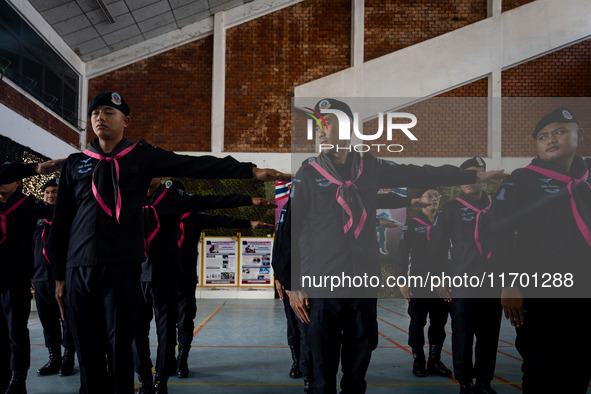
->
xmin=171 ymin=177 xmax=276 ymax=237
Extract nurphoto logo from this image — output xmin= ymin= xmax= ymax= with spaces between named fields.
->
xmin=305 ymin=107 xmax=418 ymax=153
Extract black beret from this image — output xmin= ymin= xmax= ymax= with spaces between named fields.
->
xmin=87 ymin=91 xmax=130 ymax=117
xmin=417 ymin=186 xmax=439 ymax=198
xmin=0 ymin=162 xmax=34 ymax=185
xmin=314 ymin=98 xmax=354 ymax=120
xmin=533 ymin=107 xmax=578 ymax=139
xmin=460 ymin=156 xmax=486 ymax=171
xmin=171 ymin=180 xmax=185 ymax=191
xmin=42 ymin=178 xmax=59 ymax=191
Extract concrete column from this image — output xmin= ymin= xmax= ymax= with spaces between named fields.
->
xmin=211 ymin=12 xmax=226 ymax=154
xmin=79 ymin=75 xmax=88 ymax=149
xmin=351 ymin=0 xmax=364 ymax=68
xmin=488 ymin=0 xmax=502 ymax=168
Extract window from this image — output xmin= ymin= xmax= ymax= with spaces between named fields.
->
xmin=0 ymin=0 xmax=80 ymax=128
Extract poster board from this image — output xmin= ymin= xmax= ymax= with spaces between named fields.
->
xmin=202 ymin=237 xmax=238 ymax=286
xmin=239 ymin=237 xmax=274 ymax=287
xmin=196 ymin=240 xmax=201 ymax=286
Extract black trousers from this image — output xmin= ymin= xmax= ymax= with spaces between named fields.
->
xmin=516 ymin=298 xmax=591 ymax=393
xmin=282 ymin=292 xmax=312 ymax=377
xmin=0 ymin=278 xmax=31 ymax=376
xmin=33 ymin=280 xmax=74 ymax=351
xmin=176 ymin=276 xmax=197 ymax=350
xmin=448 ymin=298 xmax=502 ymax=384
xmin=134 ymin=278 xmax=179 ymax=378
xmin=308 ymin=298 xmax=378 ymax=394
xmin=66 ymin=265 xmax=140 ymax=394
xmin=407 ymin=296 xmax=449 ymax=353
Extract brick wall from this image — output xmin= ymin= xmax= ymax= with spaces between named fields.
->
xmin=88 ymin=36 xmax=213 ymax=151
xmin=501 ymin=39 xmax=591 ymax=157
xmin=502 ymin=0 xmax=536 ymax=13
xmin=0 ymin=82 xmax=80 ymax=148
xmin=360 ymin=78 xmax=488 ymax=157
xmin=224 ymin=0 xmax=351 ymax=153
xmin=364 ymin=0 xmax=488 ymax=62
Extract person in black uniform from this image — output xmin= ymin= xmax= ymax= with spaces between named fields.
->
xmin=489 ymin=107 xmax=591 ymax=393
xmin=272 ymin=196 xmax=314 ymax=393
xmin=173 ymin=180 xmax=272 ymax=379
xmin=288 ymin=99 xmax=507 ymax=394
xmin=45 ymin=91 xmax=290 ymax=394
xmin=398 ymin=187 xmax=452 ymax=378
xmin=276 ymin=190 xmax=422 ymax=393
xmin=134 ymin=177 xmax=274 ymax=393
xmin=429 ymin=157 xmax=502 ymax=394
xmin=0 ymin=160 xmax=62 ymax=393
xmin=33 ymin=178 xmax=76 ymax=377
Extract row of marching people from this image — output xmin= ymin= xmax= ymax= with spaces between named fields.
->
xmin=0 ymin=90 xmax=290 ymax=394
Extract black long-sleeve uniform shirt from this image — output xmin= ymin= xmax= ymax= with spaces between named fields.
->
xmin=46 ymin=138 xmax=254 ymax=281
xmin=290 ymin=152 xmax=476 ymax=297
xmin=397 ymin=211 xmax=435 ymax=278
xmin=429 ymin=192 xmax=493 ymax=297
xmin=33 ymin=204 xmax=54 ymax=282
xmin=0 ymin=164 xmax=52 ymax=283
xmin=142 ymin=185 xmax=252 ymax=281
xmin=273 ymin=192 xmax=414 ymax=291
xmin=488 ymin=156 xmax=591 ymax=298
xmin=178 ymin=212 xmax=250 ymax=280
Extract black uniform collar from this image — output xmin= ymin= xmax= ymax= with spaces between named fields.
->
xmin=531 ymin=156 xmax=588 ymax=179
xmin=458 ymin=191 xmax=490 ymax=210
xmin=0 ymin=190 xmax=25 ymax=214
xmin=416 ymin=210 xmax=435 ymax=225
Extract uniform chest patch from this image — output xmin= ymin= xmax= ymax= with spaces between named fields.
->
xmin=460 ymin=207 xmax=475 ymax=221
xmin=315 ymin=178 xmax=332 ymax=187
xmin=539 ymin=178 xmax=562 ymax=194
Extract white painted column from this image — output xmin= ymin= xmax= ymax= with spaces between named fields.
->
xmin=488 ymin=0 xmax=502 ymax=169
xmin=211 ymin=11 xmax=226 ymax=154
xmin=351 ymin=0 xmax=364 ymax=95
xmin=79 ymin=75 xmax=89 ymax=149
xmin=351 ymin=0 xmax=364 ymax=68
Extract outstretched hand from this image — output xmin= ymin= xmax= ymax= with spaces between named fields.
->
xmin=252 ymin=168 xmax=292 ymax=182
xmin=250 ymin=221 xmax=273 ymax=229
xmin=251 ymin=197 xmax=277 ymax=208
xmin=36 ymin=158 xmax=66 ymax=175
xmin=411 ymin=198 xmax=432 ymax=208
xmin=477 ymin=169 xmax=509 ymax=184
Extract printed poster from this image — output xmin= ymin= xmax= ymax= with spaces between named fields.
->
xmin=239 ymin=237 xmax=274 ymax=286
xmin=203 ymin=237 xmax=238 ymax=286
xmin=196 ymin=240 xmax=201 ymax=286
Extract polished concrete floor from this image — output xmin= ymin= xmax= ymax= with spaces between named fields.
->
xmin=24 ymin=298 xmax=535 ymax=393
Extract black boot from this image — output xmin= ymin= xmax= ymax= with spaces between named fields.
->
xmin=412 ymin=350 xmax=426 ymax=377
xmin=459 ymin=381 xmax=474 ymax=394
xmin=303 ymin=375 xmax=314 ymax=394
xmin=37 ymin=345 xmax=62 ymax=376
xmin=137 ymin=372 xmax=154 ymax=394
xmin=176 ymin=346 xmax=190 ymax=378
xmin=427 ymin=344 xmax=452 ymax=377
xmin=5 ymin=371 xmax=27 ymax=394
xmin=154 ymin=372 xmax=168 ymax=394
xmin=474 ymin=381 xmax=498 ymax=394
xmin=288 ymin=346 xmax=302 ymax=378
xmin=58 ymin=347 xmax=75 ymax=377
